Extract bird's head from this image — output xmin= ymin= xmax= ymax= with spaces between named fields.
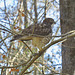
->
xmin=43 ymin=18 xmax=56 ymax=25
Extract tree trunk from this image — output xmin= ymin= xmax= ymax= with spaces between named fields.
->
xmin=60 ymin=0 xmax=75 ymax=75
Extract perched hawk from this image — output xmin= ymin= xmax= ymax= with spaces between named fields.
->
xmin=11 ymin=18 xmax=56 ymax=50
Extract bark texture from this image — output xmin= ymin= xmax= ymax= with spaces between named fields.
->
xmin=60 ymin=0 xmax=75 ymax=75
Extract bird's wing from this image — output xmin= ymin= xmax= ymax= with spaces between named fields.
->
xmin=22 ymin=23 xmax=51 ymax=36
xmin=10 ymin=23 xmax=52 ymax=41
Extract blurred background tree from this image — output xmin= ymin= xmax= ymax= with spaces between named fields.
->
xmin=60 ymin=0 xmax=75 ymax=75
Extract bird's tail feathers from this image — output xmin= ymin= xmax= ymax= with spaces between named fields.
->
xmin=10 ymin=34 xmax=23 ymax=42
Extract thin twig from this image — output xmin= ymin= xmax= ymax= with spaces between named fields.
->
xmin=22 ymin=41 xmax=33 ymax=54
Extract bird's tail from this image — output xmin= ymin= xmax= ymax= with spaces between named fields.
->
xmin=10 ymin=34 xmax=23 ymax=42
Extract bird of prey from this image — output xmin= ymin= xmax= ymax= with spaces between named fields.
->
xmin=11 ymin=18 xmax=56 ymax=50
